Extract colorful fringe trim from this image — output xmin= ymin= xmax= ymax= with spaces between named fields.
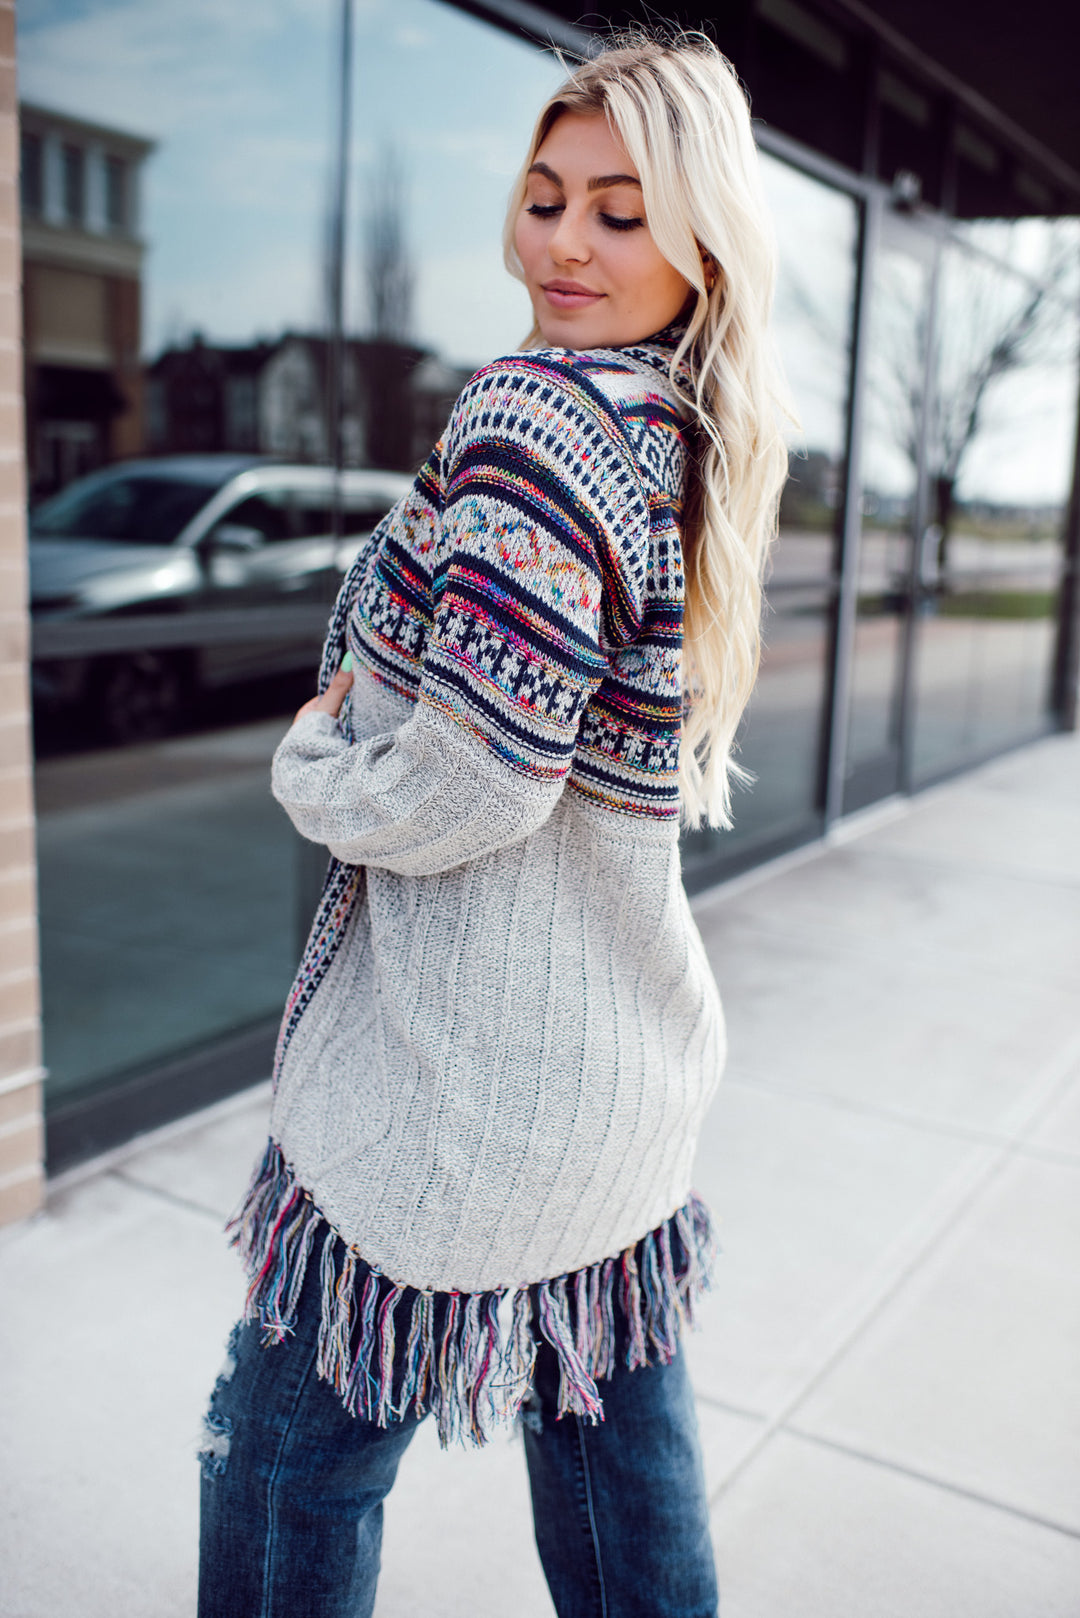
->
xmin=227 ymin=1139 xmax=716 ymax=1448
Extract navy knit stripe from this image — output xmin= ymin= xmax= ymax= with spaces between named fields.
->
xmin=436 ymin=562 xmax=606 ymax=662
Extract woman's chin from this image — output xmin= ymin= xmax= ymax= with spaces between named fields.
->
xmin=535 ymin=317 xmax=590 ymax=350
xmin=534 ymin=314 xmax=619 ymax=351
xmin=533 ymin=308 xmax=677 ymax=351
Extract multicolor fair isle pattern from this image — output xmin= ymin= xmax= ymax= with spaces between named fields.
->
xmin=276 ymin=331 xmax=690 ymax=1087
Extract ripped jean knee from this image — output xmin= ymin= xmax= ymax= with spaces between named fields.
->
xmin=198 ymin=1322 xmax=242 ymax=1479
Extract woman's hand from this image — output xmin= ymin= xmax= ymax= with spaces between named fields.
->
xmin=294 ymin=657 xmax=354 ymax=723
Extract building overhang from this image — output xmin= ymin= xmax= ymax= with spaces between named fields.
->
xmin=444 ymin=0 xmax=1080 ymax=213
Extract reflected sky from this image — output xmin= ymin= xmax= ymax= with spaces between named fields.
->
xmin=19 ymin=0 xmax=561 ymax=365
xmin=760 ymin=151 xmax=857 ymax=458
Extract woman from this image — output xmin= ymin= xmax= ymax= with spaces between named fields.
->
xmin=199 ymin=31 xmax=789 ymax=1618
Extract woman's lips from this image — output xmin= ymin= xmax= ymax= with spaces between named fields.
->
xmin=542 ymin=281 xmax=604 ymax=310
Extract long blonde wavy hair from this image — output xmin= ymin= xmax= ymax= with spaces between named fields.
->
xmin=503 ymin=33 xmax=792 ymax=828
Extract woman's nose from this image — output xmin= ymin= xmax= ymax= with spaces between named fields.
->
xmin=548 ymin=205 xmax=590 ymax=265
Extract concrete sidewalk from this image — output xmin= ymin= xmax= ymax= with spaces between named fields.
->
xmin=3 ymin=731 xmax=1080 ymax=1617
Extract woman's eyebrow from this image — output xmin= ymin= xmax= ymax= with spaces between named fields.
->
xmin=527 ymin=161 xmax=642 ymax=191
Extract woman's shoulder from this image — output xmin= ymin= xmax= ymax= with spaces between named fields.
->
xmin=448 ymin=341 xmax=684 ymax=451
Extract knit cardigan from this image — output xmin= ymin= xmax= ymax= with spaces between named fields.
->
xmin=229 ymin=328 xmax=726 ymax=1445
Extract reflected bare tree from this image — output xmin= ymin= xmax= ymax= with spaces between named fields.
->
xmin=359 ymin=144 xmax=422 ymax=470
xmin=364 ymin=144 xmax=414 ymax=340
xmin=885 ymin=223 xmax=1077 ymax=568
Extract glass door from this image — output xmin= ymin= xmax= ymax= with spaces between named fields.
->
xmin=841 ymin=209 xmax=937 ymax=813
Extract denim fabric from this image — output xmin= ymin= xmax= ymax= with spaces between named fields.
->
xmin=199 ymin=1261 xmax=719 ymax=1618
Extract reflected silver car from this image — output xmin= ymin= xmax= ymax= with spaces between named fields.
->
xmin=30 ymin=456 xmax=412 ymax=743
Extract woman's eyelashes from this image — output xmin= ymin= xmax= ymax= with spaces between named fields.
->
xmin=525 ymin=202 xmax=645 ymax=232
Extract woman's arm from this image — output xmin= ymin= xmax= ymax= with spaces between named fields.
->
xmin=271 ymin=356 xmax=650 ymax=876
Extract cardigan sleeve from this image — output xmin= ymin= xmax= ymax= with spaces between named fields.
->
xmin=271 ymin=355 xmax=651 ymax=876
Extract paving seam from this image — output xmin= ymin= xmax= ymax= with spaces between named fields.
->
xmin=707 ymin=904 xmax=1080 ymax=985
xmin=815 ymin=839 xmax=1080 ymax=892
xmin=691 ymin=1389 xmax=770 ymax=1424
xmin=780 ymin=1426 xmax=1080 ymax=1541
xmin=705 ymin=1024 xmax=1080 ymax=1507
xmin=721 ymin=1071 xmax=1080 ymax=1164
xmin=107 ymin=1167 xmax=229 ymax=1225
xmin=841 ymin=848 xmax=1080 ymax=892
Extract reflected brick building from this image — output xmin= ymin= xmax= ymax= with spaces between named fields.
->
xmin=19 ymin=104 xmax=153 ymax=499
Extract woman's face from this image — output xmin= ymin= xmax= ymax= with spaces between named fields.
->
xmin=514 ymin=111 xmax=692 ymax=351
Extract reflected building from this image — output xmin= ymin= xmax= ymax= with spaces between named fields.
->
xmin=2 ymin=0 xmax=1080 ymax=1214
xmin=19 ymin=104 xmax=153 ymax=499
xmin=146 ymin=333 xmax=472 ymax=470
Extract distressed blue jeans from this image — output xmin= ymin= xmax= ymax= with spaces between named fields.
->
xmin=198 ymin=1259 xmax=719 ymax=1618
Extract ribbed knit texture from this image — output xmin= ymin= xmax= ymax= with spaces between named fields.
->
xmin=266 ymin=331 xmax=726 ymax=1299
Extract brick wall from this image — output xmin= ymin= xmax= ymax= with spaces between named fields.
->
xmin=0 ymin=0 xmax=45 ymax=1226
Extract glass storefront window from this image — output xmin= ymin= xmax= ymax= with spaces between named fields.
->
xmin=19 ymin=0 xmax=564 ymax=1154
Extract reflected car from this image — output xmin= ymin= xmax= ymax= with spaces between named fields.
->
xmin=30 ymin=456 xmax=412 ymax=743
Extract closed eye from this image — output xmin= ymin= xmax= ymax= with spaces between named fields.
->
xmin=526 ymin=202 xmax=644 ymax=233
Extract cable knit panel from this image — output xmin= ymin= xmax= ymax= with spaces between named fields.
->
xmin=265 ymin=333 xmax=726 ymax=1297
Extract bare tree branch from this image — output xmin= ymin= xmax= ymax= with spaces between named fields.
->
xmin=363 ymin=144 xmax=414 ymax=341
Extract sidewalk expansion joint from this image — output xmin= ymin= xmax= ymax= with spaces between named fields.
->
xmin=107 ymin=1167 xmax=228 ymax=1226
xmin=782 ymin=1426 xmax=1080 ymax=1543
xmin=692 ymin=1389 xmax=769 ymax=1425
xmin=849 ymin=844 xmax=1080 ymax=893
xmin=724 ymin=1072 xmax=1080 ymax=1166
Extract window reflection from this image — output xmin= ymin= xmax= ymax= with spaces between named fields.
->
xmin=61 ymin=141 xmax=84 ymax=224
xmin=21 ymin=130 xmax=43 ymax=216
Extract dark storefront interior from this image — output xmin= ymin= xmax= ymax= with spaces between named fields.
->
xmin=17 ymin=0 xmax=1079 ymax=1168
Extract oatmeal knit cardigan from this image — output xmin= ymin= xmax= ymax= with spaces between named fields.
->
xmin=229 ymin=328 xmax=726 ymax=1444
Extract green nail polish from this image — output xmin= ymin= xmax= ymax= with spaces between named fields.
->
xmin=341 ymin=652 xmax=353 ymax=673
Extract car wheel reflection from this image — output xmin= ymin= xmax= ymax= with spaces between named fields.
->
xmin=89 ymin=650 xmax=191 ymax=746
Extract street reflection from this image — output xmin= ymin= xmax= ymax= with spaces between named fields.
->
xmin=35 ymin=714 xmax=300 ymax=1101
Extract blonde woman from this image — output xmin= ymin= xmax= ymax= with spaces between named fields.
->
xmin=199 ymin=32 xmax=789 ymax=1618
